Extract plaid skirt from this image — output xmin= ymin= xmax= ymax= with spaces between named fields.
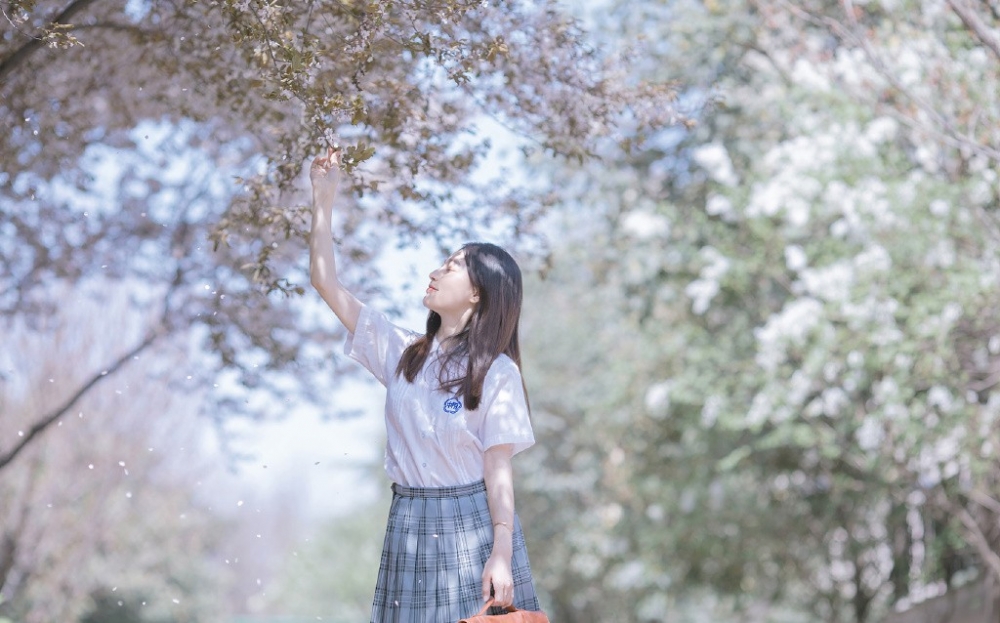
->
xmin=370 ymin=479 xmax=540 ymax=623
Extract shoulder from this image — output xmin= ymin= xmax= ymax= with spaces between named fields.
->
xmin=485 ymin=354 xmax=523 ymax=385
xmin=360 ymin=304 xmax=421 ymax=342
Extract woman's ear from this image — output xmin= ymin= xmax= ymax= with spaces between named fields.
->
xmin=471 ymin=289 xmax=480 ymax=304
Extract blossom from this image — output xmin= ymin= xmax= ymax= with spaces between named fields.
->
xmin=691 ymin=142 xmax=739 ymax=187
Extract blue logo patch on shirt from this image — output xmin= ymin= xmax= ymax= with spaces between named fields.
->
xmin=443 ymin=397 xmax=462 ymax=414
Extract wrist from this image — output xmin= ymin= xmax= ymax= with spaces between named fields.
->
xmin=490 ymin=539 xmax=513 ymax=557
xmin=312 ymin=190 xmax=337 ymax=203
xmin=311 ymin=194 xmax=336 ymax=214
xmin=491 ymin=528 xmax=513 ymax=551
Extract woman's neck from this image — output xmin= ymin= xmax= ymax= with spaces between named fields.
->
xmin=436 ymin=309 xmax=473 ymax=343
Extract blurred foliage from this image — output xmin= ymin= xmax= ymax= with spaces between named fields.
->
xmin=4 ymin=0 xmax=1000 ymax=622
xmin=260 ymin=491 xmax=391 ymax=621
xmin=0 ymin=1 xmax=682 ymax=621
xmin=0 ymin=0 xmax=686 ymax=483
xmin=0 ymin=289 xmax=233 ymax=622
xmin=1 ymin=0 xmax=684 ymax=307
xmin=518 ymin=1 xmax=1000 ymax=622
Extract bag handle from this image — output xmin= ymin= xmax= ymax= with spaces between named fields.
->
xmin=473 ymin=598 xmax=519 ymax=617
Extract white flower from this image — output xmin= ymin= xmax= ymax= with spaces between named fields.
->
xmin=856 ymin=415 xmax=884 ymax=451
xmin=692 ymin=142 xmax=739 ymax=187
xmin=746 ymin=392 xmax=772 ymax=427
xmin=685 ymin=279 xmax=719 ymax=315
xmin=644 ymin=381 xmax=671 ymax=417
xmin=788 ymin=370 xmax=813 ymax=406
xmin=865 ymin=116 xmax=898 ymax=144
xmin=924 ymin=240 xmax=955 ymax=268
xmin=941 ymin=302 xmax=962 ymax=325
xmin=706 ymin=193 xmax=734 ymax=219
xmin=929 ymin=199 xmax=949 ymax=217
xmin=785 ymin=244 xmax=808 ymax=272
xmin=754 ymin=297 xmax=825 ymax=371
xmin=701 ymin=395 xmax=722 ymax=428
xmin=854 ymin=244 xmax=892 ymax=274
xmin=820 ymin=387 xmax=850 ymax=417
xmin=622 ymin=210 xmax=670 ymax=240
xmin=801 ymin=261 xmax=855 ymax=302
xmin=609 ymin=561 xmax=645 ymax=589
xmin=685 ymin=247 xmax=731 ymax=315
xmin=927 ymin=385 xmax=955 ymax=413
xmin=792 ymin=58 xmax=830 ymax=91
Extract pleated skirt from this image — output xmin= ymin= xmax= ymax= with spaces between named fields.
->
xmin=370 ymin=479 xmax=540 ymax=623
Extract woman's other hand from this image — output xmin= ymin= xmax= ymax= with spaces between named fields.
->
xmin=482 ymin=549 xmax=514 ymax=608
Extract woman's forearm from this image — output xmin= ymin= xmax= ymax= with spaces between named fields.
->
xmin=309 ymin=194 xmax=337 ymax=290
xmin=483 ymin=444 xmax=515 ymax=556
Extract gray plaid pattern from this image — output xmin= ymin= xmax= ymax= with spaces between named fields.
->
xmin=370 ymin=480 xmax=541 ymax=623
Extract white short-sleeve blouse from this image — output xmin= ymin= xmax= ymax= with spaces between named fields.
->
xmin=345 ymin=305 xmax=536 ymax=487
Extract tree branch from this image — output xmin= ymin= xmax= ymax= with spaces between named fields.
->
xmin=947 ymin=0 xmax=1000 ymax=63
xmin=0 ymin=0 xmax=103 ymax=85
xmin=971 ymin=489 xmax=1000 ymax=516
xmin=954 ymin=502 xmax=1000 ymax=583
xmin=0 ymin=328 xmax=163 ymax=472
xmin=765 ymin=0 xmax=1000 ymax=163
xmin=0 ymin=531 xmax=16 ymax=594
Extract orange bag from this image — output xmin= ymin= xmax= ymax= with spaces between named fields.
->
xmin=458 ymin=598 xmax=550 ymax=623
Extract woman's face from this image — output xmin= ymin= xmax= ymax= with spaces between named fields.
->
xmin=424 ymin=250 xmax=479 ymax=322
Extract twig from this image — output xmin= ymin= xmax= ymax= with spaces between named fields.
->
xmin=955 ymin=502 xmax=1000 ymax=583
xmin=947 ymin=0 xmax=1000 ymax=63
xmin=0 ymin=0 xmax=102 ymax=85
xmin=0 ymin=329 xmax=163 ymax=471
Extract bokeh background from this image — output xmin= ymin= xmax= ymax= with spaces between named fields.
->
xmin=3 ymin=0 xmax=1000 ymax=621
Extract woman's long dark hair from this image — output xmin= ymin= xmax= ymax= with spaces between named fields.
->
xmin=395 ymin=243 xmax=524 ymax=411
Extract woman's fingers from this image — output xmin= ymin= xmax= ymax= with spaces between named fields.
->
xmin=311 ymin=143 xmax=342 ymax=170
xmin=311 ymin=153 xmax=328 ymax=170
xmin=311 ymin=152 xmax=340 ymax=176
xmin=491 ymin=580 xmax=513 ymax=607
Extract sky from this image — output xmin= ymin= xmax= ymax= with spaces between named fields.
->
xmin=213 ymin=377 xmax=385 ymax=520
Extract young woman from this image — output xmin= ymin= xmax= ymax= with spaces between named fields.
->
xmin=308 ymin=148 xmax=542 ymax=622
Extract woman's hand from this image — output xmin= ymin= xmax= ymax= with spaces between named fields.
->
xmin=309 ymin=146 xmax=342 ymax=208
xmin=482 ymin=547 xmax=514 ymax=608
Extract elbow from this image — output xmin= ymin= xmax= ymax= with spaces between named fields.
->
xmin=311 ymin=273 xmax=340 ymax=298
xmin=311 ymin=275 xmax=329 ymax=296
xmin=309 ymin=267 xmax=327 ymax=292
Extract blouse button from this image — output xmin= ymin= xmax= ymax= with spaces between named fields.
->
xmin=422 ymin=462 xmax=427 ymax=468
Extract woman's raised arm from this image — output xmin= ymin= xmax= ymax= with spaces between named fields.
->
xmin=309 ymin=147 xmax=362 ymax=334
